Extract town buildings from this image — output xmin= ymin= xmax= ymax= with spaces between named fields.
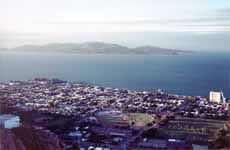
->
xmin=0 ymin=78 xmax=229 ymax=149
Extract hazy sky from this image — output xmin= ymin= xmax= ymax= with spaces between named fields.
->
xmin=0 ymin=0 xmax=230 ymax=50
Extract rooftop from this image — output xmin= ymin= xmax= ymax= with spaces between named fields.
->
xmin=0 ymin=114 xmax=19 ymax=123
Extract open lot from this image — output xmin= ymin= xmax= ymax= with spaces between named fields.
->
xmin=96 ymin=113 xmax=129 ymax=127
xmin=127 ymin=113 xmax=154 ymax=127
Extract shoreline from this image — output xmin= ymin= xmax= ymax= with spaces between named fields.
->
xmin=0 ymin=77 xmax=228 ymax=99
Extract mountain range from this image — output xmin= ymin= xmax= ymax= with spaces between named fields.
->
xmin=0 ymin=42 xmax=192 ymax=55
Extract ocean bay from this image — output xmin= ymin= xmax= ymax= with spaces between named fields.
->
xmin=0 ymin=51 xmax=229 ymax=97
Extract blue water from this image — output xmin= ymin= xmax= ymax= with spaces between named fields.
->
xmin=0 ymin=52 xmax=230 ymax=97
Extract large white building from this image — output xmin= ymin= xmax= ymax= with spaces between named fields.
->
xmin=209 ymin=91 xmax=226 ymax=103
xmin=0 ymin=114 xmax=20 ymax=129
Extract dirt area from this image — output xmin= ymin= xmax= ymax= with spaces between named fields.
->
xmin=0 ymin=125 xmax=64 ymax=150
xmin=13 ymin=125 xmax=64 ymax=150
xmin=0 ymin=128 xmax=26 ymax=150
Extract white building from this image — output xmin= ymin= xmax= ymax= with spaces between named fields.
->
xmin=209 ymin=91 xmax=226 ymax=103
xmin=0 ymin=114 xmax=20 ymax=129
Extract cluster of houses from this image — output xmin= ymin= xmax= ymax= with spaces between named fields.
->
xmin=0 ymin=78 xmax=229 ymax=120
xmin=179 ymin=97 xmax=229 ymax=120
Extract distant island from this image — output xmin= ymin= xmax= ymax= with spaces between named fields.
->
xmin=0 ymin=42 xmax=193 ymax=55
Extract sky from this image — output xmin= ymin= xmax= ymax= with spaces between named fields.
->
xmin=0 ymin=0 xmax=230 ymax=50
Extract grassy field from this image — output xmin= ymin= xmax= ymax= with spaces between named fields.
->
xmin=96 ymin=113 xmax=154 ymax=128
xmin=127 ymin=113 xmax=154 ymax=127
xmin=96 ymin=114 xmax=129 ymax=127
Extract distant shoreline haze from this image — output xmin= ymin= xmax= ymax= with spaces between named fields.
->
xmin=0 ymin=42 xmax=194 ymax=55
